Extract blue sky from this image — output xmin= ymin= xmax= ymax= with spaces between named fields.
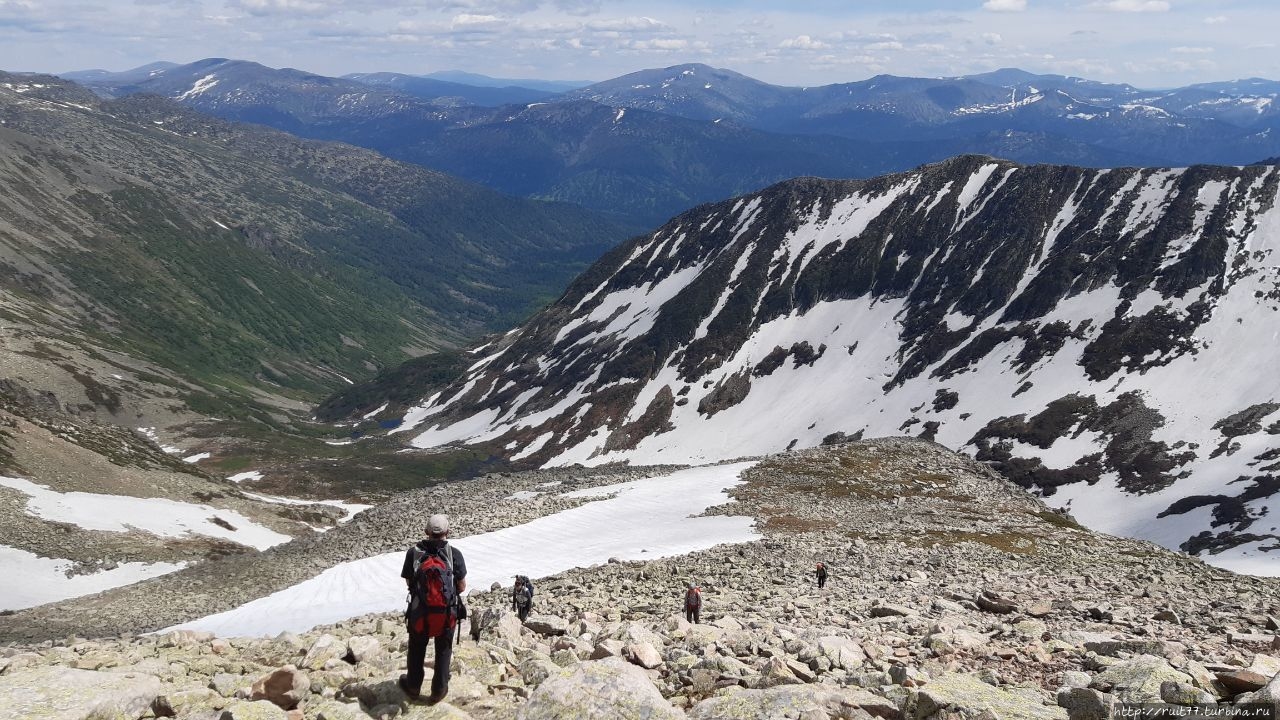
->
xmin=1 ymin=0 xmax=1276 ymax=87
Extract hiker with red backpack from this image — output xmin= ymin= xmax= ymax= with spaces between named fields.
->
xmin=399 ymin=513 xmax=467 ymax=704
xmin=815 ymin=562 xmax=828 ymax=589
xmin=684 ymin=582 xmax=702 ymax=624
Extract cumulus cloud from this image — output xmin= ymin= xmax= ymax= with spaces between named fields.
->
xmin=1203 ymin=15 xmax=1226 ymax=24
xmin=982 ymin=32 xmax=1003 ymax=45
xmin=1090 ymin=0 xmax=1170 ymax=12
xmin=982 ymin=0 xmax=1027 ymax=12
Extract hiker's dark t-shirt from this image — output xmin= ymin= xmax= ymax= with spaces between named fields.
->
xmin=401 ymin=538 xmax=467 ymax=587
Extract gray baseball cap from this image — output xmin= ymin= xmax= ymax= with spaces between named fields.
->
xmin=427 ymin=514 xmax=449 ymax=535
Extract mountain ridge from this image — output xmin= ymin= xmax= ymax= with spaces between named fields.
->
xmin=387 ymin=155 xmax=1280 ymax=575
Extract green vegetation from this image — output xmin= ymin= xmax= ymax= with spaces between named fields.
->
xmin=313 ymin=351 xmax=470 ymax=422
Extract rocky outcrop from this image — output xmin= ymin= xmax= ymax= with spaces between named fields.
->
xmin=2 ymin=440 xmax=1280 ymax=719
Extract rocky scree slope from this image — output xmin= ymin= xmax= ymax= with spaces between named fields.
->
xmin=398 ymin=155 xmax=1280 ymax=573
xmin=3 ymin=439 xmax=1280 ymax=719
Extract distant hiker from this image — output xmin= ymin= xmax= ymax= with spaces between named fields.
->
xmin=400 ymin=513 xmax=466 ymax=704
xmin=816 ymin=562 xmax=828 ymax=589
xmin=684 ymin=582 xmax=702 ymax=624
xmin=512 ymin=575 xmax=534 ymax=622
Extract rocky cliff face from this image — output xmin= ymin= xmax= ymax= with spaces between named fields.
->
xmin=2 ymin=440 xmax=1279 ymax=718
xmin=397 ymin=155 xmax=1280 ymax=573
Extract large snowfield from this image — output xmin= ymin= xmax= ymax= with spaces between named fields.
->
xmin=166 ymin=463 xmax=759 ymax=637
xmin=0 ymin=474 xmax=354 ymax=611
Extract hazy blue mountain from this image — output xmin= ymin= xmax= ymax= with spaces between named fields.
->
xmin=343 ymin=71 xmax=558 ymax=106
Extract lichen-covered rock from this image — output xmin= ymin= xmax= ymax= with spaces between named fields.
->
xmin=517 ymin=657 xmax=683 ymax=720
xmin=219 ymin=699 xmax=289 ymax=720
xmin=1056 ymin=687 xmax=1115 ymax=720
xmin=0 ymin=666 xmax=161 ymax=720
xmin=1092 ymin=655 xmax=1193 ymax=703
xmin=909 ymin=673 xmax=1066 ymax=720
xmin=301 ymin=634 xmax=345 ymax=671
xmin=689 ymin=685 xmax=898 ymax=720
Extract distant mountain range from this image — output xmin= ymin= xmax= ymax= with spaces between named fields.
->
xmin=74 ymin=58 xmax=1275 ymax=225
xmin=389 ymin=155 xmax=1280 ymax=574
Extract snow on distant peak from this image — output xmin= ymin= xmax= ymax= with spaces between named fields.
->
xmin=176 ymin=74 xmax=219 ymax=102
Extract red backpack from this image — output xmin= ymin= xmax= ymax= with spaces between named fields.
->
xmin=685 ymin=587 xmax=702 ymax=610
xmin=406 ymin=545 xmax=457 ymax=637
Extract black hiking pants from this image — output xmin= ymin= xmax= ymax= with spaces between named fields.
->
xmin=686 ymin=606 xmax=699 ymax=623
xmin=818 ymin=574 xmax=827 ymax=589
xmin=405 ymin=625 xmax=454 ymax=698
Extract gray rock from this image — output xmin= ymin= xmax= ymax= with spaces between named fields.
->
xmin=0 ymin=666 xmax=162 ymax=720
xmin=1159 ymin=680 xmax=1217 ymax=705
xmin=1082 ymin=639 xmax=1169 ymax=657
xmin=1056 ymin=687 xmax=1116 ymax=720
xmin=344 ymin=636 xmax=381 ymax=664
xmin=517 ymin=657 xmax=682 ymax=720
xmin=1091 ymin=655 xmax=1193 ymax=703
xmin=910 ymin=673 xmax=1066 ymax=720
xmin=623 ymin=642 xmax=664 ymax=670
xmin=525 ymin=615 xmax=570 ymax=637
xmin=301 ymin=634 xmax=344 ymax=671
xmin=689 ymin=685 xmax=898 ymax=720
xmin=870 ymin=604 xmax=916 ymax=618
xmin=218 ymin=699 xmax=288 ymax=720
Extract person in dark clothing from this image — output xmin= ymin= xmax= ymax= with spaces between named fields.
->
xmin=815 ymin=562 xmax=828 ymax=589
xmin=399 ymin=513 xmax=467 ymax=704
xmin=684 ymin=583 xmax=702 ymax=624
xmin=512 ymin=575 xmax=533 ymax=622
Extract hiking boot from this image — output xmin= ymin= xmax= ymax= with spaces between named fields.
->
xmin=398 ymin=675 xmax=421 ymax=699
xmin=427 ymin=688 xmax=448 ymax=705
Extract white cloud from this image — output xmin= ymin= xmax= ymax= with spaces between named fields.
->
xmin=1170 ymin=46 xmax=1213 ymax=55
xmin=1090 ymin=0 xmax=1170 ymax=12
xmin=780 ymin=35 xmax=827 ymax=50
xmin=982 ymin=0 xmax=1027 ymax=11
xmin=584 ymin=16 xmax=667 ymax=33
xmin=982 ymin=32 xmax=1003 ymax=45
xmin=1203 ymin=16 xmax=1227 ymax=24
xmin=451 ymin=13 xmax=505 ymax=30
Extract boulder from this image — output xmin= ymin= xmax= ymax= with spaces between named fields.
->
xmin=1056 ymin=687 xmax=1115 ymax=720
xmin=1082 ymin=639 xmax=1169 ymax=657
xmin=517 ymin=657 xmax=683 ymax=720
xmin=525 ymin=615 xmax=570 ymax=637
xmin=816 ymin=636 xmax=865 ymax=670
xmin=689 ymin=685 xmax=900 ymax=720
xmin=1092 ymin=655 xmax=1193 ymax=703
xmin=975 ymin=591 xmax=1018 ymax=614
xmin=909 ymin=673 xmax=1066 ymax=720
xmin=345 ymin=636 xmax=381 ymax=664
xmin=1159 ymin=680 xmax=1216 ymax=705
xmin=301 ymin=634 xmax=344 ymax=671
xmin=623 ymin=642 xmax=664 ymax=670
xmin=870 ymin=604 xmax=917 ymax=618
xmin=249 ymin=665 xmax=309 ymax=710
xmin=0 ymin=666 xmax=161 ymax=720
